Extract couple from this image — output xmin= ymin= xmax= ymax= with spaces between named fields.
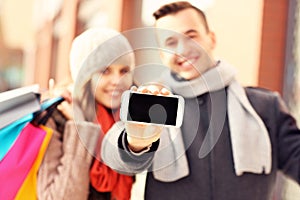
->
xmin=38 ymin=1 xmax=300 ymax=200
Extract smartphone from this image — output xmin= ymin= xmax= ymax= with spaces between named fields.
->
xmin=120 ymin=90 xmax=185 ymax=127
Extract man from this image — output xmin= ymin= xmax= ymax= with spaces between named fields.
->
xmin=101 ymin=1 xmax=300 ymax=199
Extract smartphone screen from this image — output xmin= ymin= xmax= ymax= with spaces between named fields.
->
xmin=127 ymin=93 xmax=178 ymax=126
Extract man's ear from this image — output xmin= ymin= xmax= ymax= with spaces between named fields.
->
xmin=208 ymin=31 xmax=216 ymax=50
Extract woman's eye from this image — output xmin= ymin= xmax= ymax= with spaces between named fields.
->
xmin=101 ymin=68 xmax=110 ymax=75
xmin=121 ymin=67 xmax=130 ymax=74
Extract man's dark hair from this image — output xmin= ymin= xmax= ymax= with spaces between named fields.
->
xmin=153 ymin=1 xmax=210 ymax=32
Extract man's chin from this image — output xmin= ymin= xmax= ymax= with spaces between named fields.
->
xmin=177 ymin=70 xmax=200 ymax=80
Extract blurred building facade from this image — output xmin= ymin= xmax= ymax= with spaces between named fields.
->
xmin=0 ymin=0 xmax=298 ymax=103
xmin=0 ymin=0 xmax=297 ymax=90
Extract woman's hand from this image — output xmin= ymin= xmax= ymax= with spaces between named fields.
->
xmin=57 ymin=90 xmax=74 ymax=120
xmin=43 ymin=78 xmax=75 ymax=120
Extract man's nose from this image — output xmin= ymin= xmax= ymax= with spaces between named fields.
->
xmin=175 ymin=40 xmax=186 ymax=55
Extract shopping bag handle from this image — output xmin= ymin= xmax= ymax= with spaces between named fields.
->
xmin=41 ymin=97 xmax=64 ymax=111
xmin=33 ymin=97 xmax=65 ymax=125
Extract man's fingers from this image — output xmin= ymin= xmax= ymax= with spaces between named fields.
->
xmin=130 ymin=86 xmax=138 ymax=91
xmin=137 ymin=86 xmax=149 ymax=93
xmin=161 ymin=88 xmax=171 ymax=95
xmin=133 ymin=84 xmax=172 ymax=97
xmin=137 ymin=85 xmax=166 ymax=95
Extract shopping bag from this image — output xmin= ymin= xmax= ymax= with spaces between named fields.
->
xmin=0 ymin=85 xmax=40 ymax=129
xmin=0 ymin=96 xmax=64 ymax=161
xmin=0 ymin=113 xmax=33 ymax=161
xmin=0 ymin=123 xmax=46 ymax=200
xmin=14 ymin=125 xmax=53 ymax=200
xmin=0 ymin=95 xmax=64 ymax=200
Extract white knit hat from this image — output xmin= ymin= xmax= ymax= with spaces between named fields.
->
xmin=69 ymin=27 xmax=135 ymax=83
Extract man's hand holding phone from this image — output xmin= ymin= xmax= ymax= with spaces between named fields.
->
xmin=120 ymin=84 xmax=184 ymax=152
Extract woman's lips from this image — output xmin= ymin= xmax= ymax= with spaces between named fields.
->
xmin=106 ymin=89 xmax=123 ymax=97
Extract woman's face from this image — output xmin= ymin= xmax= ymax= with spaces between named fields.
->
xmin=91 ymin=64 xmax=133 ymax=109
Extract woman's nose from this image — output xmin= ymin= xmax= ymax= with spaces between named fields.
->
xmin=109 ymin=73 xmax=122 ymax=84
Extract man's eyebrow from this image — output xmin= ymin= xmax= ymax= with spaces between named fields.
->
xmin=184 ymin=29 xmax=198 ymax=35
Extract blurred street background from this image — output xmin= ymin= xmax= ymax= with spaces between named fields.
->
xmin=0 ymin=0 xmax=299 ymax=199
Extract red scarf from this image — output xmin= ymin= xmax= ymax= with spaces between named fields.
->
xmin=90 ymin=104 xmax=133 ymax=200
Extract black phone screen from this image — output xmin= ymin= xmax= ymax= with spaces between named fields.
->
xmin=127 ymin=93 xmax=178 ymax=126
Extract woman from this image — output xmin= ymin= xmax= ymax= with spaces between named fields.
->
xmin=37 ymin=27 xmax=135 ymax=200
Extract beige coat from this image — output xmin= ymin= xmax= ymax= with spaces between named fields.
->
xmin=37 ymin=113 xmax=100 ymax=200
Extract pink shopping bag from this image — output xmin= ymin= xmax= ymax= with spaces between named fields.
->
xmin=0 ymin=123 xmax=46 ymax=200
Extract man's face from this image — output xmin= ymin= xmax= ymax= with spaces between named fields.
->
xmin=155 ymin=8 xmax=216 ymax=80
